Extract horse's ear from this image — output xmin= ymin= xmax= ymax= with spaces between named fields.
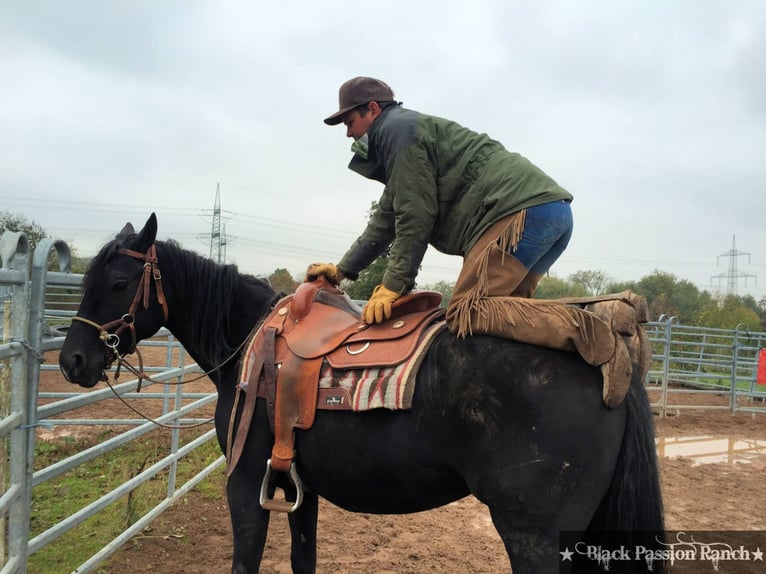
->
xmin=133 ymin=213 xmax=158 ymax=253
xmin=117 ymin=223 xmax=135 ymax=239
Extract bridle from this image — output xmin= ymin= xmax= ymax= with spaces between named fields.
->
xmin=70 ymin=244 xmax=213 ymax=430
xmin=72 ymin=245 xmax=168 ymax=364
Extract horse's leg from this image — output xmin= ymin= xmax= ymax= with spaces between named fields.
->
xmin=487 ymin=508 xmax=566 ymax=574
xmin=285 ymin=489 xmax=319 ymax=574
xmin=218 ymin=395 xmax=275 ymax=574
xmin=227 ymin=465 xmax=271 ymax=574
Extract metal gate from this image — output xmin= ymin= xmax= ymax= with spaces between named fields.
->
xmin=0 ymin=232 xmax=222 ymax=574
xmin=645 ymin=315 xmax=766 ymax=416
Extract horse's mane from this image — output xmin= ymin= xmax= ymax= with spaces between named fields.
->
xmin=84 ymin=235 xmax=277 ymax=367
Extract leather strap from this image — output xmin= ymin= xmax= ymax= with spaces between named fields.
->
xmin=263 ymin=326 xmax=277 ymax=433
xmin=227 ymin=351 xmax=264 ymax=476
xmin=118 ymin=245 xmax=169 ymax=321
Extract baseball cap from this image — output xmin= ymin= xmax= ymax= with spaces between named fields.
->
xmin=323 ymin=77 xmax=394 ymax=126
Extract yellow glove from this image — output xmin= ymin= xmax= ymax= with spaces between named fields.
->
xmin=362 ymin=284 xmax=400 ymax=324
xmin=304 ymin=263 xmax=344 ymax=285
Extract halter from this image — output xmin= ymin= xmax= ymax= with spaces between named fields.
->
xmin=72 ymin=245 xmax=169 ymax=376
xmin=69 ymin=244 xmax=262 ymax=430
xmin=69 ymin=245 xmax=213 ymax=429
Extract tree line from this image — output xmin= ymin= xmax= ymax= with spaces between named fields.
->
xmin=268 ymin=263 xmax=766 ymax=333
xmin=4 ymin=211 xmax=763 ymax=332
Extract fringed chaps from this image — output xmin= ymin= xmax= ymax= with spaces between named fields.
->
xmin=445 ymin=212 xmax=615 ymax=367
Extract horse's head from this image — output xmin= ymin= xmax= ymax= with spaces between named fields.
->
xmin=60 ymin=213 xmax=170 ymax=387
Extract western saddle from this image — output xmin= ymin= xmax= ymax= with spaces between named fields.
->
xmin=228 ymin=277 xmax=445 ymax=512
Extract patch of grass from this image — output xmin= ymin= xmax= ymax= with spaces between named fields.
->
xmin=28 ymin=430 xmax=224 ymax=573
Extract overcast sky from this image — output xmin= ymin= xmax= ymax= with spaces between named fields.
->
xmin=2 ymin=1 xmax=764 ymax=300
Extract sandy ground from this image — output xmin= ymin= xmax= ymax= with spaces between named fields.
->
xmin=37 ymin=348 xmax=766 ymax=573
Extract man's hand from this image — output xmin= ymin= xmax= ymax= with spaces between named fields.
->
xmin=304 ymin=263 xmax=344 ymax=285
xmin=362 ymin=284 xmax=400 ymax=324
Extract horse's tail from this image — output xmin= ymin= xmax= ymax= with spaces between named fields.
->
xmin=577 ymin=372 xmax=666 ymax=573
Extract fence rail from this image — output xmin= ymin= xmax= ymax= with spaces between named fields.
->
xmin=1 ymin=234 xmax=220 ymax=574
xmin=2 ymin=228 xmax=765 ymax=572
xmin=645 ymin=316 xmax=766 ymax=416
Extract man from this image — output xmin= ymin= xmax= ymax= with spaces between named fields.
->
xmin=308 ymin=76 xmax=639 ymax=406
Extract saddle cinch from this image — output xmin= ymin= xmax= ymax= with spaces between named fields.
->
xmin=228 ymin=276 xmax=445 ymax=512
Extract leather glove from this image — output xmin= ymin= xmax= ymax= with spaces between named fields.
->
xmin=304 ymin=263 xmax=344 ymax=285
xmin=362 ymin=284 xmax=400 ymax=324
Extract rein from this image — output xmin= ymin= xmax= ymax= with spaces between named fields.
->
xmin=71 ymin=244 xmax=246 ymax=430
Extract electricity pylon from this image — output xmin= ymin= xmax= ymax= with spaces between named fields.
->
xmin=199 ymin=183 xmax=234 ymax=264
xmin=710 ymin=235 xmax=757 ymax=296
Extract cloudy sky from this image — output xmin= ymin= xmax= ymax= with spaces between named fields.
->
xmin=2 ymin=1 xmax=764 ymax=300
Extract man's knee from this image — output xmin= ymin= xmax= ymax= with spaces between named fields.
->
xmin=511 ymin=272 xmax=545 ymax=298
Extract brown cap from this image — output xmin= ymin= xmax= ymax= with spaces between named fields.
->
xmin=324 ymin=77 xmax=394 ymax=126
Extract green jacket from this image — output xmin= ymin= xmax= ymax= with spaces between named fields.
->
xmin=338 ymin=104 xmax=573 ymax=294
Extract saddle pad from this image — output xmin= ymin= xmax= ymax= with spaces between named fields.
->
xmin=239 ymin=321 xmax=445 ymax=411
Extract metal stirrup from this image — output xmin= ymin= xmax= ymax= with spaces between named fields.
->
xmin=259 ymin=459 xmax=304 ymax=513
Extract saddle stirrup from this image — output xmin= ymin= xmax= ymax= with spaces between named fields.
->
xmin=259 ymin=459 xmax=305 ymax=513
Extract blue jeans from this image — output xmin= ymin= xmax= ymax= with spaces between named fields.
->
xmin=508 ymin=200 xmax=573 ymax=273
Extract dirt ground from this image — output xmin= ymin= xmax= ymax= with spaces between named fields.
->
xmin=38 ymin=348 xmax=766 ymax=573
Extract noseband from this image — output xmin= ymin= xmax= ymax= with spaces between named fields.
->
xmin=71 ymin=244 xmax=169 ymax=373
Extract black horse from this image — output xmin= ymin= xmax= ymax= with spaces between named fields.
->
xmin=59 ymin=213 xmax=664 ymax=573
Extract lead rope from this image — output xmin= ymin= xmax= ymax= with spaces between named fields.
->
xmin=103 ymin=375 xmax=214 ymax=430
xmin=69 ymin=317 xmax=213 ymax=429
xmin=70 ymin=316 xmax=250 ymax=388
xmin=69 ymin=244 xmax=279 ymax=433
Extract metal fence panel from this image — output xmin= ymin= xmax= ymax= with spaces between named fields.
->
xmin=645 ymin=316 xmax=766 ymax=416
xmin=1 ymin=235 xmax=221 ymax=574
xmin=3 ymin=228 xmax=765 ymax=572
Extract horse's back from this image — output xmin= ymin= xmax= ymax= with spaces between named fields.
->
xmin=293 ymin=331 xmax=625 ymax=514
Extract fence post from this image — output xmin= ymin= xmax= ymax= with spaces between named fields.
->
xmin=731 ymin=323 xmax=750 ymax=412
xmin=2 ymin=231 xmax=31 ymax=574
xmin=1 ymin=299 xmax=10 ymax=567
xmin=18 ymin=239 xmax=73 ymax=562
xmin=659 ymin=316 xmax=677 ymax=418
xmin=27 ymin=238 xmax=71 ymax=412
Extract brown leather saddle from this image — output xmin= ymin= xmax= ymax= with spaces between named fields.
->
xmin=228 ymin=277 xmax=444 ymax=512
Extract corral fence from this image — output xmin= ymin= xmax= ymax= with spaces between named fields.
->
xmin=645 ymin=315 xmax=766 ymax=416
xmin=1 ymin=233 xmax=221 ymax=574
xmin=1 ymin=229 xmax=765 ymax=573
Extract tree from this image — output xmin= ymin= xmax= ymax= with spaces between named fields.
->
xmin=0 ymin=211 xmax=48 ymax=255
xmin=568 ymin=270 xmax=611 ymax=295
xmin=420 ymin=280 xmax=454 ymax=308
xmin=740 ymin=294 xmax=761 ymax=316
xmin=0 ymin=211 xmax=84 ymax=272
xmin=535 ymin=275 xmax=588 ymax=298
xmin=631 ymin=270 xmax=705 ymax=323
xmin=268 ymin=268 xmax=299 ymax=294
xmin=696 ymin=295 xmax=762 ymax=331
xmin=343 ymin=256 xmax=387 ymax=300
xmin=70 ymin=253 xmax=91 ymax=274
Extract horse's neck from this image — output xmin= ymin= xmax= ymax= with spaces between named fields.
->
xmin=161 ymin=258 xmax=271 ymax=376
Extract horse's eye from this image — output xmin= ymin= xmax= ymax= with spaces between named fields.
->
xmin=112 ymin=280 xmax=128 ymax=291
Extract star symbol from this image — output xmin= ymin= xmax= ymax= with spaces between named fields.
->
xmin=560 ymin=547 xmax=574 ymax=562
xmin=753 ymin=547 xmax=763 ymax=561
